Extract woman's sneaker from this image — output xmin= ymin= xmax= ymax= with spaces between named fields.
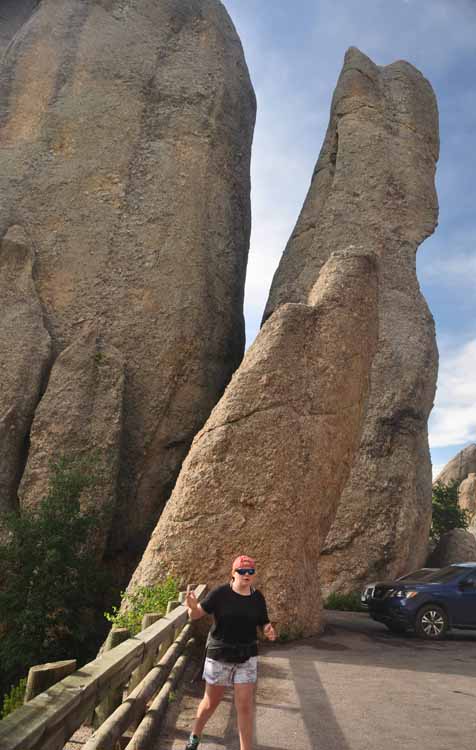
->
xmin=185 ymin=733 xmax=200 ymax=750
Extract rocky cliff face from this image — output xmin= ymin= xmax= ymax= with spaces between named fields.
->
xmin=434 ymin=447 xmax=476 ymax=537
xmin=427 ymin=528 xmax=476 ymax=567
xmin=126 ymin=246 xmax=379 ymax=636
xmin=458 ymin=473 xmax=476 ymax=533
xmin=435 ymin=445 xmax=476 ymax=486
xmin=0 ymin=227 xmax=51 ymax=517
xmin=0 ymin=0 xmax=255 ymax=578
xmin=264 ymin=48 xmax=439 ymax=595
xmin=18 ymin=326 xmax=126 ymax=555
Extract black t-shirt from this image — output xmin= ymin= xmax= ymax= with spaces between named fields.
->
xmin=201 ymin=584 xmax=270 ymax=660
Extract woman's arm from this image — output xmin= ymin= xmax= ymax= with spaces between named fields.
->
xmin=258 ymin=591 xmax=276 ymax=640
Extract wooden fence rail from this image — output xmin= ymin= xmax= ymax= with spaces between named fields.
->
xmin=0 ymin=584 xmax=206 ymax=750
xmin=85 ymin=623 xmax=195 ymax=750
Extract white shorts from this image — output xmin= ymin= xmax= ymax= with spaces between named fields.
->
xmin=203 ymin=656 xmax=258 ymax=686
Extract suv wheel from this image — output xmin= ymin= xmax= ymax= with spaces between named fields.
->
xmin=415 ymin=605 xmax=448 ymax=640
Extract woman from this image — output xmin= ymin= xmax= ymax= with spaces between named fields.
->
xmin=184 ymin=554 xmax=277 ymax=750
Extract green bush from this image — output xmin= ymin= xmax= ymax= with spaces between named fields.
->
xmin=104 ymin=578 xmax=179 ymax=635
xmin=324 ymin=591 xmax=364 ymax=611
xmin=277 ymin=626 xmax=304 ymax=642
xmin=0 ymin=455 xmax=110 ymax=701
xmin=431 ymin=480 xmax=470 ymax=542
xmin=1 ymin=678 xmax=27 ymax=719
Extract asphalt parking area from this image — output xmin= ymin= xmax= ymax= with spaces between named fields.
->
xmin=160 ymin=610 xmax=476 ymax=750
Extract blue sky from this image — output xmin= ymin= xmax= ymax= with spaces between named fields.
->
xmin=222 ymin=0 xmax=476 ymax=476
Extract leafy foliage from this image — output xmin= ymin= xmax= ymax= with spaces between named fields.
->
xmin=0 ymin=455 xmax=110 ymax=701
xmin=431 ymin=480 xmax=470 ymax=541
xmin=324 ymin=591 xmax=365 ymax=611
xmin=104 ymin=578 xmax=179 ymax=635
xmin=277 ymin=625 xmax=304 ymax=642
xmin=1 ymin=678 xmax=27 ymax=719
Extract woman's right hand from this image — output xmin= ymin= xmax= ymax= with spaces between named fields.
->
xmin=185 ymin=586 xmax=198 ymax=612
xmin=185 ymin=586 xmax=206 ymax=620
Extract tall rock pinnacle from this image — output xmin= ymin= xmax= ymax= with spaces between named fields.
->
xmin=264 ymin=47 xmax=439 ymax=594
xmin=0 ymin=0 xmax=256 ymax=581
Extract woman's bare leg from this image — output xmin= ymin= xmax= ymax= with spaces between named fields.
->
xmin=234 ymin=683 xmax=255 ymax=750
xmin=192 ymin=682 xmax=227 ymax=736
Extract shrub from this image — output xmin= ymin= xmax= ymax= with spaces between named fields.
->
xmin=0 ymin=455 xmax=110 ymax=701
xmin=277 ymin=626 xmax=304 ymax=642
xmin=1 ymin=678 xmax=27 ymax=719
xmin=104 ymin=578 xmax=179 ymax=635
xmin=324 ymin=591 xmax=364 ymax=611
xmin=431 ymin=480 xmax=470 ymax=542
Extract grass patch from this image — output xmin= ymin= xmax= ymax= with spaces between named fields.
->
xmin=277 ymin=626 xmax=304 ymax=642
xmin=1 ymin=678 xmax=27 ymax=719
xmin=324 ymin=591 xmax=365 ymax=612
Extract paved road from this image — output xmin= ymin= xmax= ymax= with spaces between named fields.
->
xmin=159 ymin=611 xmax=476 ymax=750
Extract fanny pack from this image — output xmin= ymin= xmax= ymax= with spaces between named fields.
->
xmin=206 ymin=634 xmax=257 ymax=664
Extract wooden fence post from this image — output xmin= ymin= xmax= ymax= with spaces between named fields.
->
xmin=24 ymin=660 xmax=77 ymax=703
xmin=92 ymin=627 xmax=130 ymax=729
xmin=141 ymin=613 xmax=162 ymax=631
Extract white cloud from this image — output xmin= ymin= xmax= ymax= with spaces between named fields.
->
xmin=432 ymin=463 xmax=445 ymax=479
xmin=419 ymin=247 xmax=476 ymax=286
xmin=429 ymin=338 xmax=476 ymax=448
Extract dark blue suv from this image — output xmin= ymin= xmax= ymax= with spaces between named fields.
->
xmin=367 ymin=563 xmax=476 ymax=639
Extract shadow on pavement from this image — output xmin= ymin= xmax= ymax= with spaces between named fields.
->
xmin=289 ymin=656 xmax=351 ymax=750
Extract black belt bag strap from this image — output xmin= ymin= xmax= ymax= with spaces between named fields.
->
xmin=206 ymin=635 xmax=257 ymax=664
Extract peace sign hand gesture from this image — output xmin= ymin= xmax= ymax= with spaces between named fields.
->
xmin=185 ymin=585 xmax=198 ymax=612
xmin=263 ymin=622 xmax=277 ymax=641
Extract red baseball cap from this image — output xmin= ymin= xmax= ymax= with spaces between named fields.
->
xmin=232 ymin=555 xmax=256 ymax=570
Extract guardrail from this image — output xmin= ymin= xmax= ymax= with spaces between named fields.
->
xmin=0 ymin=584 xmax=206 ymax=750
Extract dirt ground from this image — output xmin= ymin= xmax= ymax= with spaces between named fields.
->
xmin=158 ymin=611 xmax=476 ymax=750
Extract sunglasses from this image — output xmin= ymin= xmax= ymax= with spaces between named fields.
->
xmin=235 ymin=568 xmax=256 ymax=576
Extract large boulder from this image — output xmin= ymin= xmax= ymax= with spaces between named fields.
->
xmin=0 ymin=0 xmax=255 ymax=579
xmin=435 ymin=445 xmax=476 ymax=486
xmin=0 ymin=226 xmax=51 ymax=517
xmin=126 ymin=246 xmax=379 ymax=636
xmin=262 ymin=48 xmax=439 ymax=596
xmin=427 ymin=529 xmax=476 ymax=568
